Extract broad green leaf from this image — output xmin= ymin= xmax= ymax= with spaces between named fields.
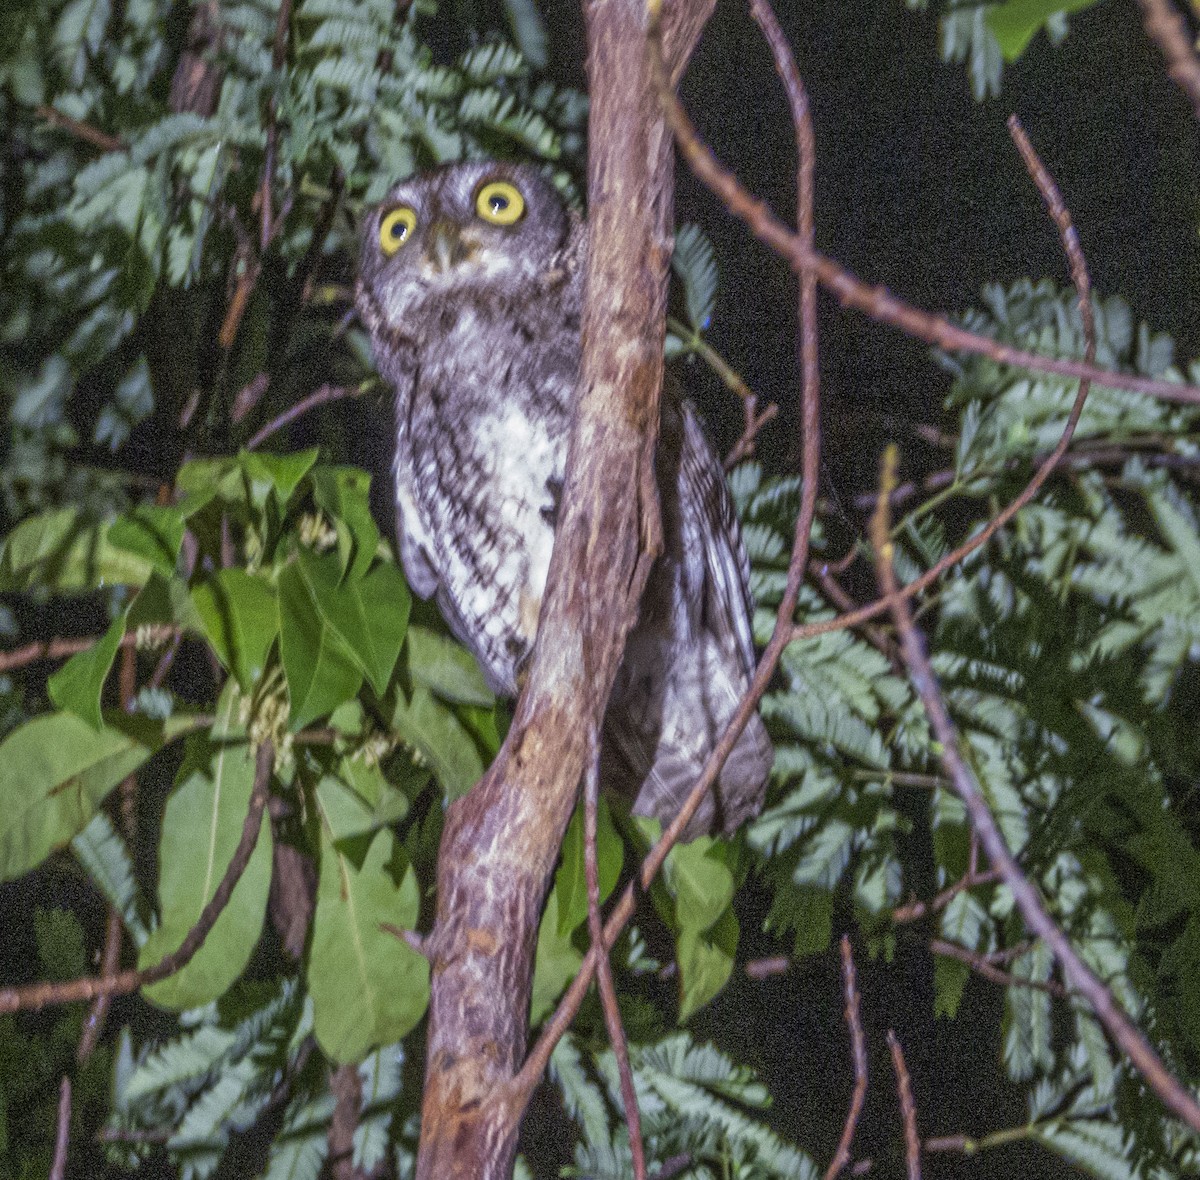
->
xmin=295 ymin=550 xmax=407 ymax=695
xmin=278 ymin=562 xmax=363 ymax=730
xmin=677 ymin=905 xmax=737 ymax=1023
xmin=108 ymin=504 xmax=186 ymax=577
xmin=192 ymin=568 xmax=278 ymax=691
xmin=308 ymin=825 xmax=428 ymax=1062
xmin=406 ymin=624 xmax=493 ymax=707
xmin=554 ymin=798 xmax=623 ymax=937
xmin=664 ymin=837 xmax=735 ymax=938
xmin=0 ymin=507 xmax=156 ymax=592
xmin=140 ymin=686 xmax=273 ymax=1010
xmin=314 ymin=769 xmax=411 ymax=844
xmin=175 ymin=456 xmax=241 ymax=507
xmin=0 ymin=713 xmax=158 ymax=882
xmin=240 ymin=448 xmax=319 ymax=509
xmin=390 ymin=686 xmax=484 ymax=800
xmin=530 ymin=891 xmax=583 ymax=1026
xmin=47 ymin=606 xmax=129 ymax=729
xmin=309 ymin=465 xmax=380 ymax=580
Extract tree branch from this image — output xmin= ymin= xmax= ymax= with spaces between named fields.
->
xmin=411 ymin=4 xmax=714 ymax=1176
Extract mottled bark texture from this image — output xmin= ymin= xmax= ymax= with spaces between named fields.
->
xmin=412 ymin=2 xmax=715 ymax=1176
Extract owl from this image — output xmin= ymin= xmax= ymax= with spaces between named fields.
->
xmin=355 ymin=160 xmax=772 ymax=840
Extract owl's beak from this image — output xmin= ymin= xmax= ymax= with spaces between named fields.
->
xmin=425 ymin=218 xmax=470 ymax=274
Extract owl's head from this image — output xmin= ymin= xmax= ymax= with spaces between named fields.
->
xmin=356 ymin=160 xmax=574 ymax=333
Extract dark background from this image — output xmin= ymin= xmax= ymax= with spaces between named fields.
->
xmin=518 ymin=2 xmax=1200 ymax=1175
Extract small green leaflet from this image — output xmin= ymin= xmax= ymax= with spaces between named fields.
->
xmin=309 ymin=465 xmax=380 ymax=580
xmin=984 ymin=0 xmax=1099 ymax=61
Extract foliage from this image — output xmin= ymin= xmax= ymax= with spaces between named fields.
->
xmin=904 ymin=0 xmax=1103 ymax=98
xmin=1 ymin=0 xmax=1199 ymax=1177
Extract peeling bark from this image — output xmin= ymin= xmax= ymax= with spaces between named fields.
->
xmin=412 ymin=2 xmax=715 ymax=1176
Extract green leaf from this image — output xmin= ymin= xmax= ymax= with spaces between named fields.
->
xmin=47 ymin=606 xmax=129 ymax=729
xmin=0 ymin=507 xmax=157 ymax=592
xmin=933 ymin=954 xmax=969 ymax=1020
xmin=314 ymin=766 xmax=411 ymax=844
xmin=530 ymin=890 xmax=583 ymax=1026
xmin=140 ymin=686 xmax=273 ymax=1010
xmin=677 ymin=905 xmax=738 ymax=1023
xmin=240 ymin=448 xmax=319 ymax=509
xmin=984 ymin=0 xmax=1099 ymax=61
xmin=108 ymin=504 xmax=186 ymax=577
xmin=390 ymin=686 xmax=484 ymax=800
xmin=308 ymin=825 xmax=428 ymax=1063
xmin=72 ymin=811 xmax=149 ymax=947
xmin=406 ymin=624 xmax=493 ymax=707
xmin=295 ymin=550 xmax=407 ymax=695
xmin=664 ymin=837 xmax=735 ymax=938
xmin=192 ymin=569 xmax=279 ymax=691
xmin=34 ymin=907 xmax=87 ymax=979
xmin=309 ymin=466 xmax=380 ymax=581
xmin=672 ymin=223 xmax=718 ymax=333
xmin=0 ymin=713 xmax=159 ymax=882
xmin=278 ymin=562 xmax=363 ymax=730
xmin=554 ymin=798 xmax=623 ymax=937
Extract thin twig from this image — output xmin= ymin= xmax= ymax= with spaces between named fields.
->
xmin=515 ymin=0 xmax=827 ymax=1096
xmin=886 ymin=1031 xmax=921 ymax=1180
xmin=1137 ymin=0 xmax=1200 ymax=120
xmin=791 ymin=116 xmax=1097 ymax=648
xmin=584 ymin=726 xmax=645 ymax=1180
xmin=0 ymin=742 xmax=273 ymax=1015
xmin=35 ymin=105 xmax=126 ymax=152
xmin=246 ymin=383 xmax=364 ymax=450
xmin=823 ymin=936 xmax=868 ymax=1180
xmin=869 ymin=451 xmax=1200 ymax=1132
xmin=328 ymin=1062 xmax=363 ymax=1180
xmin=744 ymin=955 xmax=789 ymax=979
xmin=49 ymin=1076 xmax=71 ymax=1180
xmin=650 ymin=20 xmax=1200 ymax=407
xmin=929 ymin=938 xmax=1068 ymax=998
xmin=891 ymin=869 xmax=1001 ymax=924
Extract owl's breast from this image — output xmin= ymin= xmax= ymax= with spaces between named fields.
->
xmin=395 ymin=310 xmax=576 ymax=693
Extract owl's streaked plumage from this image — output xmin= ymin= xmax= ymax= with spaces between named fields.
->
xmin=356 ymin=160 xmax=771 ymax=839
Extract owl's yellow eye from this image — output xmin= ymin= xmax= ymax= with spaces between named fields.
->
xmin=475 ymin=180 xmax=525 ymax=226
xmin=379 ymin=207 xmax=417 ymax=256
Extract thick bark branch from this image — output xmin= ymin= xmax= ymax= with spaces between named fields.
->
xmin=412 ymin=3 xmax=714 ymax=1176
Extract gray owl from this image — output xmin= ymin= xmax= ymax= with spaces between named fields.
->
xmin=355 ymin=160 xmax=771 ymax=840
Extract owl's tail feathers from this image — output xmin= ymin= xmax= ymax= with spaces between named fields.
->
xmin=628 ymin=710 xmax=772 ymax=844
xmin=604 ymin=637 xmax=774 ymax=843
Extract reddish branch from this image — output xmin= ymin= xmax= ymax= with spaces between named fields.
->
xmin=410 ymin=5 xmax=715 ymax=1176
xmin=0 ymin=742 xmax=272 ymax=1016
xmin=517 ymin=0 xmax=827 ymax=1097
xmin=1137 ymin=0 xmax=1200 ymax=120
xmin=886 ymin=1031 xmax=921 ymax=1180
xmin=34 ymin=106 xmax=125 ymax=152
xmin=823 ymin=936 xmax=868 ymax=1180
xmin=929 ymin=939 xmax=1068 ymax=998
xmin=49 ymin=1076 xmax=71 ymax=1180
xmin=891 ymin=869 xmax=1002 ymax=924
xmin=652 ymin=43 xmax=1200 ymax=407
xmin=245 ymin=383 xmax=365 ymax=450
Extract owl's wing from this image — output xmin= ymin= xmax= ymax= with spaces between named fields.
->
xmin=395 ymin=483 xmax=440 ymax=600
xmin=678 ymin=401 xmax=757 ymax=675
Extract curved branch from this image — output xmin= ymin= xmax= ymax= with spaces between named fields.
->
xmin=1137 ymin=0 xmax=1200 ymax=121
